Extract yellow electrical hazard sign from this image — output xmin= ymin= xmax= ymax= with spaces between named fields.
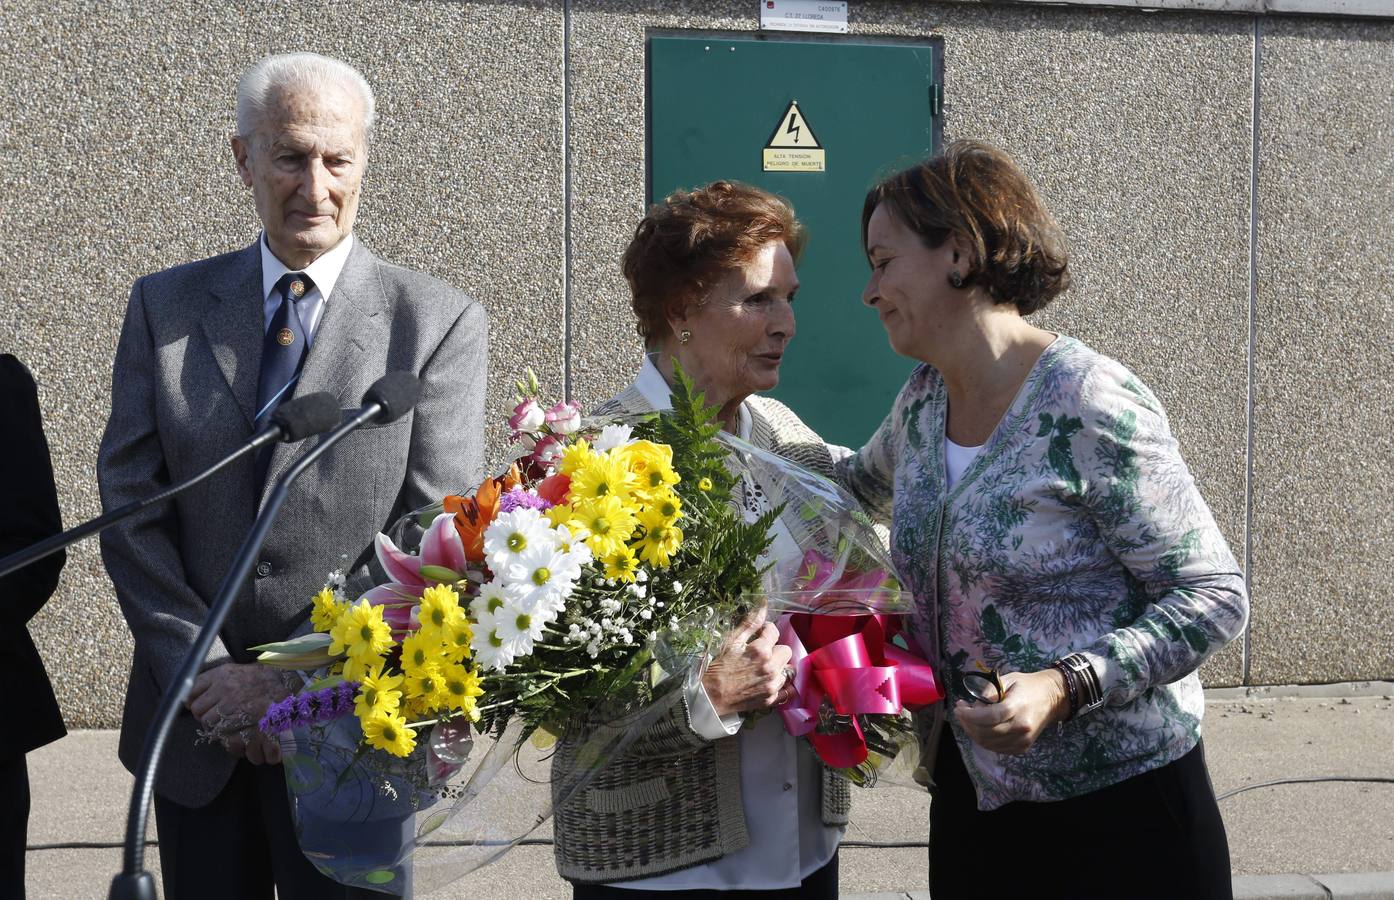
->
xmin=763 ymin=100 xmax=825 ymax=173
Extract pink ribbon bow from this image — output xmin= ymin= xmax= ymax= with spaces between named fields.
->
xmin=776 ymin=609 xmax=942 ymax=769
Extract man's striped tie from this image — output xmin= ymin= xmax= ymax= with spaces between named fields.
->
xmin=253 ymin=271 xmax=313 ymax=487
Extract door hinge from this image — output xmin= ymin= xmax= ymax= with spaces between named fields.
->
xmin=929 ymin=83 xmax=943 ymax=118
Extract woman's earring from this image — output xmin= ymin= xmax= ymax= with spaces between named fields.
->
xmin=948 ymin=271 xmax=964 ymax=290
xmin=679 ymin=329 xmax=692 ymax=344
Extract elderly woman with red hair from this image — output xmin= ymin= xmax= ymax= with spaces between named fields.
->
xmin=552 ymin=181 xmax=847 ymax=899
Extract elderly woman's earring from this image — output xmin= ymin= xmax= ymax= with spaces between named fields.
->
xmin=948 ymin=271 xmax=965 ymax=289
xmin=679 ymin=329 xmax=692 ymax=344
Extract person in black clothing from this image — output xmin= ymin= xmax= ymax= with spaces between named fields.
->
xmin=0 ymin=354 xmax=68 ymax=900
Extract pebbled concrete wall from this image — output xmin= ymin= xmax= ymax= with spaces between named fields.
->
xmin=1249 ymin=17 xmax=1394 ymax=683
xmin=1 ymin=1 xmax=1389 ymax=727
xmin=0 ymin=0 xmax=566 ymax=727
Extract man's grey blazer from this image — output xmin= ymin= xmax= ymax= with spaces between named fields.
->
xmin=97 ymin=238 xmax=487 ymax=808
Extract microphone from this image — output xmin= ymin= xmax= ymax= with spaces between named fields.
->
xmin=111 ymin=374 xmax=422 ymax=900
xmin=356 ymin=370 xmax=422 ymax=426
xmin=0 ymin=392 xmax=342 ymax=580
xmin=254 ymin=391 xmax=345 ymax=445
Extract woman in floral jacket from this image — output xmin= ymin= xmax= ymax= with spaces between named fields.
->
xmin=838 ymin=141 xmax=1248 ymax=900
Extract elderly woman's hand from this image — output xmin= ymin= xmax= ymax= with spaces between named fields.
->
xmin=953 ymin=669 xmax=1072 ymax=755
xmin=703 ymin=609 xmax=795 ymax=718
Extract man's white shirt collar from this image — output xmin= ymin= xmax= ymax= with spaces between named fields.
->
xmin=259 ymin=233 xmax=353 ymax=346
xmin=259 ymin=232 xmax=354 ymax=306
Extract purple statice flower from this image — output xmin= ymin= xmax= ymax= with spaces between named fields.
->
xmin=498 ymin=486 xmax=553 ymax=513
xmin=259 ymin=697 xmax=294 ymax=735
xmin=331 ymin=681 xmax=358 ymax=716
xmin=293 ymin=693 xmax=317 ymax=726
xmin=258 ymin=681 xmax=362 ymax=736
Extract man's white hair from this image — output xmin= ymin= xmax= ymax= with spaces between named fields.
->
xmin=235 ymin=52 xmax=375 ymax=142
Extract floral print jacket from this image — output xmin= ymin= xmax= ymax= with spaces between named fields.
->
xmin=836 ymin=337 xmax=1248 ymax=810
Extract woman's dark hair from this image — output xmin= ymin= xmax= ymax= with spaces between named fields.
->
xmin=861 ymin=140 xmax=1071 ymax=315
xmin=624 ymin=181 xmax=806 ymax=347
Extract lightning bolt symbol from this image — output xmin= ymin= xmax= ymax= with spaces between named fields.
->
xmin=785 ymin=111 xmax=801 ymax=145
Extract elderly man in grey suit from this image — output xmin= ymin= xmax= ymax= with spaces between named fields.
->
xmin=97 ymin=53 xmax=486 ymax=899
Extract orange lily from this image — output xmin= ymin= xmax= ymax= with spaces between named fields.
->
xmin=443 ymin=464 xmax=522 ymax=562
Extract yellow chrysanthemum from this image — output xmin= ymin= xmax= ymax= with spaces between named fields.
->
xmin=310 ymin=587 xmax=346 ymax=633
xmin=402 ymin=664 xmax=448 ymax=713
xmin=399 ymin=631 xmax=451 ymax=676
xmin=329 ymin=600 xmax=395 ymax=667
xmin=643 ymin=489 xmax=683 ymax=524
xmin=635 ymin=510 xmax=684 ymax=568
xmin=603 ymin=545 xmax=640 ymax=582
xmin=619 ymin=439 xmax=672 ymax=469
xmin=354 ymin=665 xmax=404 ymax=718
xmin=340 ymin=652 xmax=386 ymax=683
xmin=417 ymin=584 xmax=465 ymax=640
xmin=556 ymin=438 xmax=594 ymax=476
xmin=571 ymin=495 xmax=637 ymax=559
xmin=697 ymin=477 xmax=714 ymax=492
xmin=401 ymin=694 xmax=433 ymax=720
xmin=440 ymin=663 xmax=484 ymax=719
xmin=568 ymin=452 xmax=638 ymax=505
xmin=545 ymin=504 xmax=575 ymax=531
xmin=442 ymin=617 xmax=475 ymax=663
xmin=620 ymin=440 xmax=680 ymax=499
xmin=362 ymin=710 xmax=416 ymax=757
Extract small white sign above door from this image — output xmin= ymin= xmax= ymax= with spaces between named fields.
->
xmin=758 ymin=0 xmax=849 ymax=34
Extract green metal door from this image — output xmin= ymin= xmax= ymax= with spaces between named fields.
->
xmin=648 ymin=32 xmax=942 ymax=449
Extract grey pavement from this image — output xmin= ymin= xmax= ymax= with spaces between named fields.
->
xmin=24 ymin=686 xmax=1394 ymax=899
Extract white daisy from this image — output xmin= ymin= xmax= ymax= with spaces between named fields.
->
xmin=494 ymin=601 xmax=547 ymax=659
xmin=592 ymin=423 xmax=634 ymax=452
xmin=468 ymin=580 xmax=518 ymax=669
xmin=557 ymin=534 xmax=594 ymax=571
xmin=484 ymin=508 xmax=558 ymax=578
xmin=504 ymin=544 xmax=578 ymax=619
xmin=469 ymin=579 xmax=512 ymax=622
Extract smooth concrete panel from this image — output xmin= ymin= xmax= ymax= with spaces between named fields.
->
xmin=0 ymin=0 xmax=564 ymax=727
xmin=567 ymin=1 xmax=1252 ymax=685
xmin=1249 ymin=18 xmax=1394 ymax=683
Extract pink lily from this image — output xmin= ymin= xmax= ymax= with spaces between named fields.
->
xmin=368 ymin=513 xmax=471 ymax=629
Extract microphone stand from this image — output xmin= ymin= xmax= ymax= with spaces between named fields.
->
xmin=0 ymin=443 xmax=263 ymax=580
xmin=108 ymin=401 xmax=391 ymax=900
xmin=0 ymin=392 xmax=339 ymax=580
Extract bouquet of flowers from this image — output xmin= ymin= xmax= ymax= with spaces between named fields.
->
xmin=251 ymin=370 xmax=785 ymax=893
xmin=714 ymin=432 xmax=943 ymax=786
xmin=252 ymin=369 xmax=943 ymax=893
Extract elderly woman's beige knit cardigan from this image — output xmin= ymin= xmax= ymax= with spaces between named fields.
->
xmin=551 ymin=384 xmax=851 ymax=884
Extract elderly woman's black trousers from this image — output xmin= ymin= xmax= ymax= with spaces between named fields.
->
xmin=928 ymin=731 xmax=1232 ymax=899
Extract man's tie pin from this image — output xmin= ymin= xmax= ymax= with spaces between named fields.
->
xmin=277 ymin=328 xmax=296 ymax=346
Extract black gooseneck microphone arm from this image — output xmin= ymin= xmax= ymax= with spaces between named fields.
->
xmin=109 ymin=373 xmax=422 ymax=900
xmin=0 ymin=392 xmax=342 ymax=580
